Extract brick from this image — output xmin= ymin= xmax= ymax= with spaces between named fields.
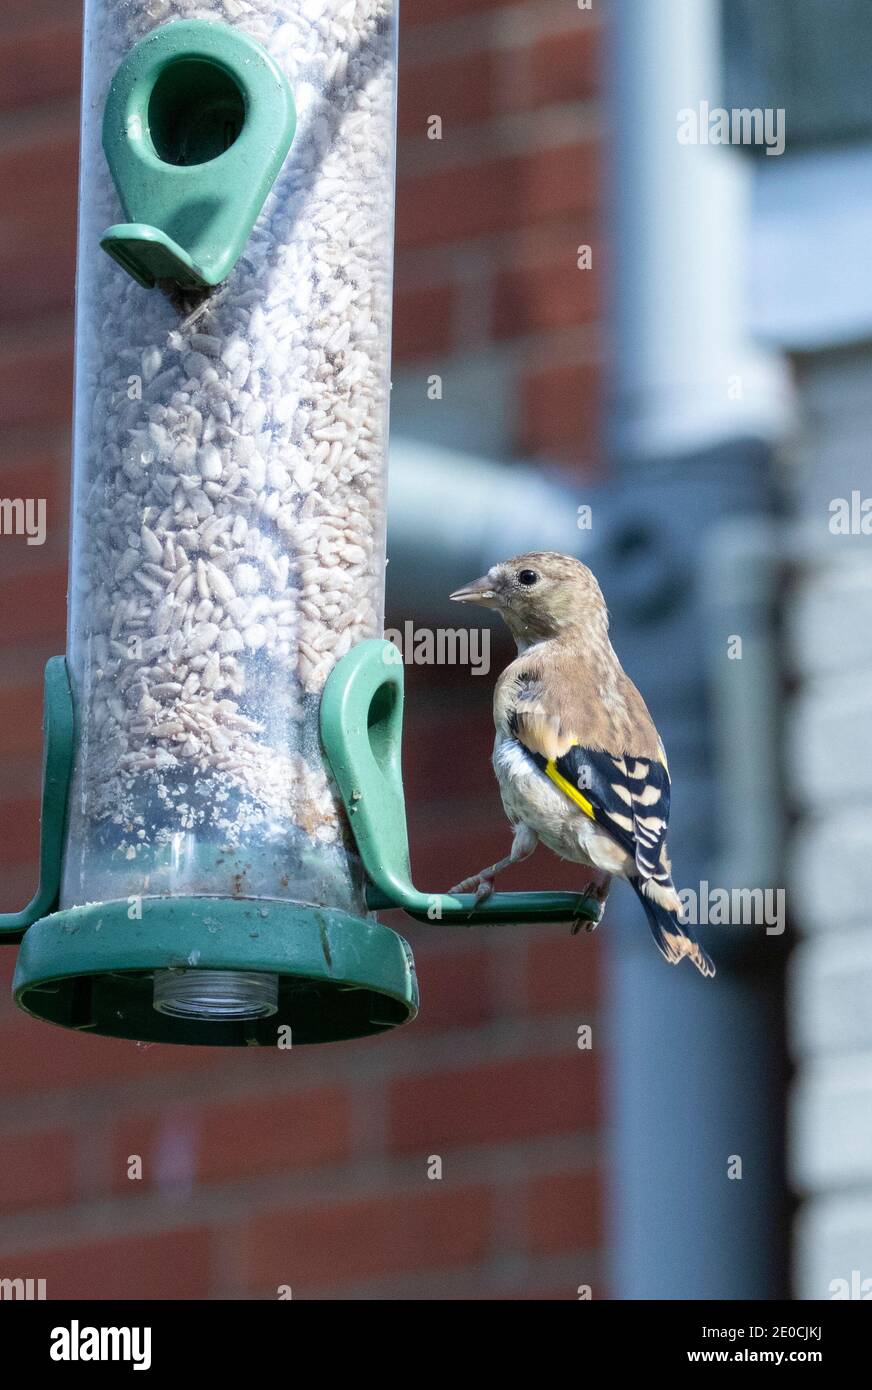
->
xmin=527 ymin=1168 xmax=602 ymax=1254
xmin=402 ymin=942 xmax=491 ymax=1032
xmin=404 ymin=798 xmax=593 ymax=899
xmin=14 ymin=1226 xmax=212 ymax=1300
xmin=392 ymin=283 xmax=454 ymax=361
xmin=390 ymin=1051 xmax=600 ymax=1151
xmin=526 ymin=931 xmax=601 ymax=1014
xmin=0 ymin=461 xmax=65 ymax=577
xmin=0 ymin=22 xmax=81 ymax=111
xmin=0 ymin=796 xmax=40 ymax=866
xmin=0 ymin=535 xmax=67 ymax=584
xmin=0 ymin=682 xmax=43 ymax=758
xmin=0 ymin=864 xmax=36 ymax=920
xmin=406 ymin=807 xmax=507 ymax=888
xmin=492 ymin=1283 xmax=596 ymax=1300
xmin=0 ymin=139 xmax=77 ymax=217
xmin=516 ymin=845 xmax=600 ymax=894
xmin=398 ymin=51 xmax=495 ymax=137
xmin=0 ymin=455 xmax=59 ymax=497
xmin=112 ymin=1086 xmax=350 ymax=1192
xmin=0 ymin=950 xmax=15 ymax=994
xmin=398 ymin=22 xmax=600 ymax=127
xmin=402 ymin=696 xmax=496 ymax=804
xmin=530 ymin=25 xmax=600 ymax=108
xmin=0 ymin=568 xmax=66 ymax=645
xmin=201 ymin=1086 xmax=350 ymax=1181
xmin=0 ymin=1011 xmax=221 ymax=1097
xmin=402 ymin=0 xmax=528 ymax=23
xmin=0 ymin=1127 xmax=75 ymax=1212
xmin=492 ymin=256 xmax=601 ymax=339
xmin=0 ymin=138 xmax=78 ymax=320
xmin=519 ymin=358 xmax=603 ymax=465
xmin=0 ymin=239 xmax=76 ymax=323
xmin=0 ymin=1 xmax=77 ymax=25
xmin=492 ymin=215 xmax=602 ymax=268
xmin=396 ymin=142 xmax=599 ymax=249
xmin=0 ymin=339 xmax=73 ymax=429
xmin=243 ymin=1184 xmax=492 ymax=1290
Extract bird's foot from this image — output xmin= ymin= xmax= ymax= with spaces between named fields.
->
xmin=571 ymin=873 xmax=611 ymax=935
xmin=571 ymin=912 xmax=600 ymax=936
xmin=450 ymin=873 xmax=495 ymax=905
xmin=582 ymin=872 xmax=612 ymax=903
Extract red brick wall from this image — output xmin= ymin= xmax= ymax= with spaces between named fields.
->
xmin=394 ymin=0 xmax=603 ymax=467
xmin=0 ymin=0 xmax=605 ymax=1298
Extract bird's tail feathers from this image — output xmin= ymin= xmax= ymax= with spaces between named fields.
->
xmin=632 ymin=878 xmax=716 ymax=979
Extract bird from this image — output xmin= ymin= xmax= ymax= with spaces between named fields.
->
xmin=448 ymin=551 xmax=715 ymax=978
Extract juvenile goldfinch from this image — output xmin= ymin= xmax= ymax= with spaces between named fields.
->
xmin=449 ymin=551 xmax=715 ymax=978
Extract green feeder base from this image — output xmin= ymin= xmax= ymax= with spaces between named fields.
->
xmin=13 ymin=897 xmax=418 ymax=1047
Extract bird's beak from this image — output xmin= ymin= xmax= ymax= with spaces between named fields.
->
xmin=449 ymin=574 xmax=498 ymax=606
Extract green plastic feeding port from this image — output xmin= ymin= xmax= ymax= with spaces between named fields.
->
xmin=319 ymin=640 xmax=602 ymax=929
xmin=100 ymin=20 xmax=296 ymax=289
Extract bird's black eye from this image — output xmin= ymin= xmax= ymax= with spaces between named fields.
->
xmin=518 ymin=569 xmax=539 ymax=586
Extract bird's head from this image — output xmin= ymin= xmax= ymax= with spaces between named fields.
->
xmin=450 ymin=551 xmax=608 ymax=649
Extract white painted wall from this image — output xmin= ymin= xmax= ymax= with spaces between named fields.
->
xmin=783 ymin=363 xmax=872 ymax=1300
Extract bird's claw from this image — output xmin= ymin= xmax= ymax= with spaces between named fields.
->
xmin=571 ymin=915 xmax=599 ymax=936
xmin=450 ymin=875 xmax=495 ymax=904
xmin=581 ymin=875 xmax=610 ymax=903
xmin=571 ymin=884 xmax=607 ymax=935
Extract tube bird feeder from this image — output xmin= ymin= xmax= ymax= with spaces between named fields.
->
xmin=1 ymin=0 xmax=599 ymax=1047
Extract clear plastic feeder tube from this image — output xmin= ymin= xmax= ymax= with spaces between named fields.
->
xmin=62 ymin=0 xmax=397 ymax=957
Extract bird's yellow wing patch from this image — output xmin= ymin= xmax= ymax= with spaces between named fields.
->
xmin=543 ymin=756 xmax=596 ymax=819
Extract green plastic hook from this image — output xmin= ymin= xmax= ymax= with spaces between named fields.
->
xmin=100 ymin=20 xmax=296 ymax=289
xmin=0 ymin=657 xmax=74 ymax=944
xmin=320 ymin=639 xmax=601 ymax=928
